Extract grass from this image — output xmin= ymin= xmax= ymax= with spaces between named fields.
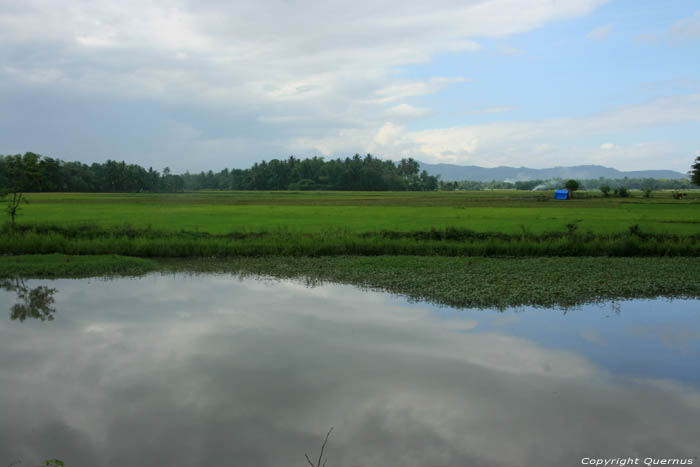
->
xmin=3 ymin=254 xmax=699 ymax=309
xmin=2 ymin=190 xmax=699 ymax=258
xmin=1 ymin=223 xmax=699 ymax=257
xmin=13 ymin=190 xmax=700 ymax=235
xmin=0 ymin=254 xmax=154 ymax=277
xmin=2 ymin=191 xmax=699 ymax=307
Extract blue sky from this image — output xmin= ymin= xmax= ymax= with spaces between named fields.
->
xmin=405 ymin=0 xmax=699 ymax=125
xmin=0 ymin=0 xmax=698 ymax=172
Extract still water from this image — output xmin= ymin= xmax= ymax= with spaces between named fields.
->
xmin=1 ymin=275 xmax=699 ymax=466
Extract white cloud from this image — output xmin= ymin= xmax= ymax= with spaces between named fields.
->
xmin=0 ymin=0 xmax=605 ymax=108
xmin=296 ymin=93 xmax=700 ymax=170
xmin=498 ymin=45 xmax=526 ymax=56
xmin=373 ymin=77 xmax=470 ymax=104
xmin=586 ymin=23 xmax=614 ymax=41
xmin=386 ymin=104 xmax=433 ymax=119
xmin=670 ymin=11 xmax=700 ymax=42
xmin=0 ymin=0 xmax=609 ymax=169
xmin=467 ymin=106 xmax=514 ymax=115
xmin=11 ymin=1 xmax=691 ymax=173
xmin=635 ymin=11 xmax=700 ymax=46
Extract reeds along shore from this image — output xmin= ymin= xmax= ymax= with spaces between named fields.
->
xmin=2 ymin=223 xmax=699 ymax=258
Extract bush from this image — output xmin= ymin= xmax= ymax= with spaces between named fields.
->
xmin=564 ymin=179 xmax=580 ymax=192
xmin=600 ymin=185 xmax=611 ymax=197
xmin=614 ymin=187 xmax=630 ymax=198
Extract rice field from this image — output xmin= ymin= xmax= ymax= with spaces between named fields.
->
xmin=13 ymin=190 xmax=700 ymax=235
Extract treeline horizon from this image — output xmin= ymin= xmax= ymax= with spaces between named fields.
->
xmin=1 ymin=152 xmax=438 ymax=192
xmin=440 ymin=177 xmax=694 ymax=191
xmin=0 ymin=151 xmax=694 ymax=193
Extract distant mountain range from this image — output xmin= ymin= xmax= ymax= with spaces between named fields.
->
xmin=418 ymin=163 xmax=688 ymax=182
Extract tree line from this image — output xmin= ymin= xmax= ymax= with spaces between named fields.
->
xmin=439 ymin=177 xmax=694 ymax=191
xmin=0 ymin=152 xmax=439 ymax=192
xmin=0 ymin=153 xmax=185 ymax=193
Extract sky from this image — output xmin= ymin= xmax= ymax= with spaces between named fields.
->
xmin=0 ymin=0 xmax=699 ymax=173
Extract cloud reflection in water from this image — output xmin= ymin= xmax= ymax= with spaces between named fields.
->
xmin=0 ymin=275 xmax=698 ymax=466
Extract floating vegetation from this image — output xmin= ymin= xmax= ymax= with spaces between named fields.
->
xmin=156 ymin=256 xmax=700 ymax=309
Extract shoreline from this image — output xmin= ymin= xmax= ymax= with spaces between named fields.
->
xmin=2 ymin=254 xmax=700 ymax=309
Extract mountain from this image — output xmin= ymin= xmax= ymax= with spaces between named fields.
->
xmin=418 ymin=163 xmax=688 ymax=182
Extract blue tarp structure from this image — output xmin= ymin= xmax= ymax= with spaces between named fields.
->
xmin=554 ymin=189 xmax=570 ymax=200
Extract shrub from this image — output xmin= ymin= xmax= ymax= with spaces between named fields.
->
xmin=564 ymin=179 xmax=580 ymax=192
xmin=614 ymin=187 xmax=629 ymax=198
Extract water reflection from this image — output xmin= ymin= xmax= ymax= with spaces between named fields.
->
xmin=0 ymin=278 xmax=57 ymax=322
xmin=0 ymin=275 xmax=698 ymax=466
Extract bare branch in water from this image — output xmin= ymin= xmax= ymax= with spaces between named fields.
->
xmin=305 ymin=427 xmax=333 ymax=467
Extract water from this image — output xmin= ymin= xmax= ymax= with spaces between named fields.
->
xmin=1 ymin=275 xmax=699 ymax=466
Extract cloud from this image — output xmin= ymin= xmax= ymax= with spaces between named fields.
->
xmin=497 ymin=45 xmax=526 ymax=56
xmin=580 ymin=328 xmax=606 ymax=345
xmin=372 ymin=77 xmax=470 ymax=104
xmin=0 ymin=0 xmax=604 ymax=106
xmin=669 ymin=10 xmax=700 ymax=42
xmin=467 ymin=106 xmax=514 ymax=115
xmin=386 ymin=104 xmax=433 ymax=119
xmin=586 ymin=23 xmax=614 ymax=40
xmin=302 ymin=93 xmax=700 ymax=169
xmin=635 ymin=11 xmax=700 ymax=46
xmin=2 ymin=276 xmax=700 ymax=465
xmin=0 ymin=0 xmax=609 ymax=169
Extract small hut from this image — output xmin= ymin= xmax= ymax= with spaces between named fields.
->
xmin=554 ymin=189 xmax=570 ymax=200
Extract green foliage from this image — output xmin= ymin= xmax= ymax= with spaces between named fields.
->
xmin=691 ymin=155 xmax=700 ymax=186
xmin=0 ymin=152 xmax=43 ymax=226
xmin=599 ymin=185 xmax=611 ymax=197
xmin=0 ymin=254 xmax=154 ymax=278
xmin=5 ymin=255 xmax=700 ymax=309
xmin=43 ymin=460 xmax=65 ymax=467
xmin=2 ymin=191 xmax=699 ymax=261
xmin=2 ymin=224 xmax=699 ymax=258
xmin=614 ymin=187 xmax=630 ymax=198
xmin=643 ymin=187 xmax=652 ymax=198
xmin=157 ymin=256 xmax=700 ymax=309
xmin=4 ymin=191 xmax=29 ymax=227
xmin=0 ymin=278 xmax=57 ymax=321
xmin=440 ymin=177 xmax=692 ymax=191
xmin=565 ymin=222 xmax=579 ymax=234
xmin=564 ymin=179 xmax=580 ymax=191
xmin=11 ymin=191 xmax=700 ymax=237
xmin=580 ymin=177 xmax=690 ymax=190
xmin=0 ymin=152 xmax=438 ymax=192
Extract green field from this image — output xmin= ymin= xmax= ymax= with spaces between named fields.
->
xmin=15 ymin=190 xmax=700 ymax=235
xmin=1 ymin=190 xmax=699 ymax=258
xmin=3 ymin=190 xmax=700 ymax=307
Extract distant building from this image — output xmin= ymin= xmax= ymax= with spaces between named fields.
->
xmin=554 ymin=189 xmax=570 ymax=200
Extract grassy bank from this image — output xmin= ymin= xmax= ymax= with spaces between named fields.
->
xmin=0 ymin=254 xmax=154 ymax=277
xmin=2 ymin=222 xmax=700 ymax=257
xmin=3 ymin=254 xmax=700 ymax=308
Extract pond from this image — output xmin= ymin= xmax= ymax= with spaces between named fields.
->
xmin=1 ymin=275 xmax=699 ymax=466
